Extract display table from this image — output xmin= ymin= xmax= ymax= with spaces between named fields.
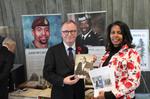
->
xmin=9 ymin=88 xmax=51 ymax=99
xmin=9 ymin=83 xmax=93 ymax=99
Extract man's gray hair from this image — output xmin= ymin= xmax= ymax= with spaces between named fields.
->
xmin=2 ymin=37 xmax=16 ymax=46
xmin=2 ymin=37 xmax=16 ymax=53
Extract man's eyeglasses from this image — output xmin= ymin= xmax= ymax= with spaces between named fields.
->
xmin=62 ymin=30 xmax=77 ymax=35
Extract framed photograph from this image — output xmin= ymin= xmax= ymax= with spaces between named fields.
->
xmin=75 ymin=54 xmax=94 ymax=86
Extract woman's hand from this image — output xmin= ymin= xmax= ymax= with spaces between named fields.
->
xmin=98 ymin=91 xmax=105 ymax=99
xmin=91 ymin=91 xmax=105 ymax=99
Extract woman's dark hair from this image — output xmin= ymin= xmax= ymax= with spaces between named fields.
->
xmin=106 ymin=21 xmax=135 ymax=51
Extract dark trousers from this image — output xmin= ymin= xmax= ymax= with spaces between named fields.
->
xmin=0 ymin=86 xmax=8 ymax=99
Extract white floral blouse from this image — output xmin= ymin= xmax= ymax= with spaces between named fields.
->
xmin=99 ymin=44 xmax=141 ymax=99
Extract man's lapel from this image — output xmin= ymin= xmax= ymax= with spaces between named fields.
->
xmin=60 ymin=43 xmax=74 ymax=70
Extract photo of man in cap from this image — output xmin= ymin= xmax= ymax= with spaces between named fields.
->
xmin=76 ymin=14 xmax=104 ymax=46
xmin=29 ymin=16 xmax=50 ymax=48
xmin=23 ymin=15 xmax=62 ymax=49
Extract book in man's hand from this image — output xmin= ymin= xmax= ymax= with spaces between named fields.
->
xmin=89 ymin=66 xmax=115 ymax=97
xmin=74 ymin=54 xmax=94 ymax=79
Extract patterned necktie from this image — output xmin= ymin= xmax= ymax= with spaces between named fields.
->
xmin=68 ymin=47 xmax=74 ymax=66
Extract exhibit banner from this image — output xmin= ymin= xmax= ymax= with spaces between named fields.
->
xmin=131 ymin=29 xmax=149 ymax=71
xmin=22 ymin=14 xmax=62 ymax=79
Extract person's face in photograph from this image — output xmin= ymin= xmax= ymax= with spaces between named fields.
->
xmin=80 ymin=56 xmax=86 ymax=63
xmin=32 ymin=26 xmax=50 ymax=45
xmin=110 ymin=25 xmax=123 ymax=47
xmin=61 ymin=22 xmax=77 ymax=46
xmin=79 ymin=20 xmax=91 ymax=35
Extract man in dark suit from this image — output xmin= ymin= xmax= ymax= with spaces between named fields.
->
xmin=76 ymin=14 xmax=104 ymax=46
xmin=43 ymin=20 xmax=88 ymax=99
xmin=0 ymin=37 xmax=16 ymax=99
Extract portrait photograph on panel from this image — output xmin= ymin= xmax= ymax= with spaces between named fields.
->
xmin=22 ymin=14 xmax=62 ymax=49
xmin=68 ymin=11 xmax=107 ymax=47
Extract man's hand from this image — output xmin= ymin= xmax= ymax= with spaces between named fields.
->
xmin=63 ymin=75 xmax=79 ymax=85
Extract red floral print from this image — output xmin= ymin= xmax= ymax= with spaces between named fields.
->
xmin=136 ymin=72 xmax=141 ymax=79
xmin=113 ymin=58 xmax=117 ymax=65
xmin=127 ymin=62 xmax=134 ymax=70
xmin=121 ymin=77 xmax=127 ymax=83
xmin=137 ymin=56 xmax=141 ymax=63
xmin=99 ymin=44 xmax=141 ymax=99
xmin=119 ymin=52 xmax=124 ymax=57
xmin=125 ymin=82 xmax=132 ymax=88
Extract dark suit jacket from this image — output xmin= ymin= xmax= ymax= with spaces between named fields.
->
xmin=0 ymin=46 xmax=15 ymax=99
xmin=0 ymin=36 xmax=5 ymax=49
xmin=43 ymin=42 xmax=88 ymax=99
xmin=76 ymin=30 xmax=104 ymax=46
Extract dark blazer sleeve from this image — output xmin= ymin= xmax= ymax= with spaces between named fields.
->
xmin=0 ymin=47 xmax=15 ymax=84
xmin=43 ymin=47 xmax=64 ymax=87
